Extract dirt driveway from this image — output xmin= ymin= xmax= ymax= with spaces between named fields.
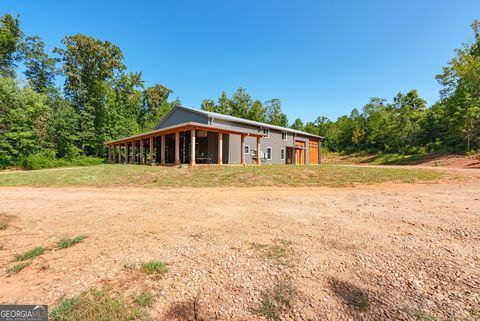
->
xmin=0 ymin=170 xmax=479 ymax=320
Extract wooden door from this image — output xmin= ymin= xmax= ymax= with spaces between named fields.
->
xmin=294 ymin=141 xmax=305 ymax=164
xmin=309 ymin=140 xmax=319 ymax=164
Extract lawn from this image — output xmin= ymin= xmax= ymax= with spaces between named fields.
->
xmin=0 ymin=164 xmax=442 ymax=188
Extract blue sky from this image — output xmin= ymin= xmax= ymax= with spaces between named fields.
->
xmin=2 ymin=1 xmax=480 ymax=123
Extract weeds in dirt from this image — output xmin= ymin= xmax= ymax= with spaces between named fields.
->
xmin=50 ymin=288 xmax=150 ymax=321
xmin=8 ymin=262 xmax=31 ymax=274
xmin=0 ymin=223 xmax=8 ymax=230
xmin=250 ymin=242 xmax=268 ymax=250
xmin=266 ymin=245 xmax=289 ymax=265
xmin=252 ymin=281 xmax=295 ymax=320
xmin=133 ymin=292 xmax=155 ymax=307
xmin=140 ymin=261 xmax=168 ymax=275
xmin=15 ymin=246 xmax=45 ymax=261
xmin=352 ymin=293 xmax=371 ymax=312
xmin=415 ymin=310 xmax=439 ymax=320
xmin=57 ymin=235 xmax=87 ymax=249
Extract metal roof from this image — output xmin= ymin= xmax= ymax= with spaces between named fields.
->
xmin=177 ymin=105 xmax=324 ymax=139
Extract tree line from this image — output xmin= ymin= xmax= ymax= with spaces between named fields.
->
xmin=0 ymin=14 xmax=178 ymax=168
xmin=0 ymin=13 xmax=479 ymax=169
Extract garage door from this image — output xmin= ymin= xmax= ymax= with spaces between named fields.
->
xmin=309 ymin=140 xmax=319 ymax=164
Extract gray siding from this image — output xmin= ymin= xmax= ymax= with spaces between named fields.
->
xmin=155 ymin=108 xmax=208 ymax=130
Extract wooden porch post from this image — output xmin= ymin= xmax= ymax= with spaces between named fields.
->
xmin=256 ymin=137 xmax=261 ymax=165
xmin=132 ymin=141 xmax=136 ymax=164
xmin=190 ymin=129 xmax=196 ymax=166
xmin=124 ymin=143 xmax=128 ymax=164
xmin=240 ymin=135 xmax=245 ymax=165
xmin=218 ymin=132 xmax=223 ymax=165
xmin=160 ymin=135 xmax=165 ymax=165
xmin=140 ymin=139 xmax=144 ymax=164
xmin=117 ymin=145 xmax=122 ymax=163
xmin=149 ymin=136 xmax=154 ymax=164
xmin=319 ymin=140 xmax=322 ymax=165
xmin=174 ymin=131 xmax=180 ymax=165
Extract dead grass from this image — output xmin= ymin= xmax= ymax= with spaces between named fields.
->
xmin=0 ymin=164 xmax=442 ymax=188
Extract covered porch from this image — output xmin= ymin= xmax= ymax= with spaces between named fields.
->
xmin=105 ymin=122 xmax=263 ymax=166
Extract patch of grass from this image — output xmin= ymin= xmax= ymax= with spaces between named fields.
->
xmin=0 ymin=223 xmax=8 ymax=230
xmin=252 ymin=281 xmax=295 ymax=320
xmin=57 ymin=235 xmax=87 ymax=249
xmin=9 ymin=261 xmax=31 ymax=274
xmin=415 ymin=310 xmax=438 ymax=321
xmin=140 ymin=261 xmax=168 ymax=276
xmin=15 ymin=246 xmax=45 ymax=261
xmin=133 ymin=292 xmax=155 ymax=307
xmin=352 ymin=293 xmax=371 ymax=312
xmin=50 ymin=288 xmax=150 ymax=321
xmin=250 ymin=242 xmax=268 ymax=250
xmin=266 ymin=245 xmax=289 ymax=265
xmin=0 ymin=164 xmax=442 ymax=188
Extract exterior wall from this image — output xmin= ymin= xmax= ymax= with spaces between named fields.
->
xmin=155 ymin=108 xmax=208 ymax=130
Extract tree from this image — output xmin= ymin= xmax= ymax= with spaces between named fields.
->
xmin=141 ymin=83 xmax=173 ymax=130
xmin=0 ymin=14 xmax=22 ymax=77
xmin=248 ymin=100 xmax=266 ymax=122
xmin=215 ymin=91 xmax=231 ymax=115
xmin=54 ymin=34 xmax=126 ymax=155
xmin=201 ymin=99 xmax=215 ymax=112
xmin=22 ymin=36 xmax=58 ymax=93
xmin=230 ymin=87 xmax=252 ymax=119
xmin=265 ymin=98 xmax=288 ymax=127
xmin=291 ymin=118 xmax=304 ymax=131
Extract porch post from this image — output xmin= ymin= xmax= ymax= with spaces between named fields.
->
xmin=256 ymin=136 xmax=261 ymax=165
xmin=149 ymin=136 xmax=154 ymax=164
xmin=240 ymin=135 xmax=245 ymax=165
xmin=319 ymin=140 xmax=322 ymax=165
xmin=218 ymin=132 xmax=223 ymax=165
xmin=140 ymin=139 xmax=144 ymax=164
xmin=190 ymin=129 xmax=196 ymax=166
xmin=174 ymin=131 xmax=180 ymax=165
xmin=117 ymin=145 xmax=122 ymax=163
xmin=160 ymin=135 xmax=165 ymax=165
xmin=124 ymin=143 xmax=128 ymax=164
xmin=132 ymin=141 xmax=136 ymax=164
xmin=108 ymin=146 xmax=112 ymax=163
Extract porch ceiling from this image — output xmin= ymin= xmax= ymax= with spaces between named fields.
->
xmin=105 ymin=122 xmax=263 ymax=146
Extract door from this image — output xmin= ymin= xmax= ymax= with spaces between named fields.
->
xmin=309 ymin=140 xmax=319 ymax=164
xmin=294 ymin=141 xmax=305 ymax=164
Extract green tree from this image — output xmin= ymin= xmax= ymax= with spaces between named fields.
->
xmin=265 ymin=98 xmax=288 ymax=127
xmin=0 ymin=14 xmax=21 ymax=77
xmin=291 ymin=118 xmax=304 ymax=131
xmin=54 ymin=34 xmax=126 ymax=155
xmin=22 ymin=36 xmax=58 ymax=93
xmin=141 ymin=83 xmax=173 ymax=130
xmin=201 ymin=98 xmax=215 ymax=112
xmin=215 ymin=91 xmax=231 ymax=115
xmin=248 ymin=100 xmax=266 ymax=122
xmin=230 ymin=87 xmax=252 ymax=118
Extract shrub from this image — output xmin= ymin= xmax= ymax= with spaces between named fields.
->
xmin=21 ymin=151 xmax=103 ymax=170
xmin=140 ymin=261 xmax=169 ymax=275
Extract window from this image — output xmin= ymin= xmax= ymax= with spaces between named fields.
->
xmin=262 ymin=127 xmax=270 ymax=138
xmin=244 ymin=145 xmax=250 ymax=154
xmin=282 ymin=131 xmax=287 ymax=141
xmin=266 ymin=147 xmax=272 ymax=160
xmin=280 ymin=148 xmax=285 ymax=160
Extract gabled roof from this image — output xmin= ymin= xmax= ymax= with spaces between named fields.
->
xmin=169 ymin=105 xmax=324 ymax=139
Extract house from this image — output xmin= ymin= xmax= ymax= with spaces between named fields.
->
xmin=105 ymin=105 xmax=323 ymax=165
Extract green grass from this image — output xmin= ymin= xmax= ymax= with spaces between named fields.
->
xmin=8 ymin=261 xmax=31 ymax=274
xmin=139 ymin=261 xmax=169 ymax=276
xmin=252 ymin=281 xmax=295 ymax=320
xmin=265 ymin=245 xmax=289 ymax=265
xmin=133 ymin=292 xmax=155 ymax=307
xmin=0 ymin=164 xmax=442 ymax=188
xmin=0 ymin=223 xmax=8 ymax=230
xmin=50 ymin=288 xmax=150 ymax=321
xmin=57 ymin=235 xmax=87 ymax=249
xmin=15 ymin=246 xmax=45 ymax=261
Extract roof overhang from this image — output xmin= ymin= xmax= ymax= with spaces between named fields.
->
xmin=105 ymin=122 xmax=263 ymax=146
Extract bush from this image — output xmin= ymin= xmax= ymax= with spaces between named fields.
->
xmin=20 ymin=151 xmax=103 ymax=170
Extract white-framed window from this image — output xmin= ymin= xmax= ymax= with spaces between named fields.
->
xmin=262 ymin=127 xmax=270 ymax=138
xmin=281 ymin=131 xmax=287 ymax=141
xmin=266 ymin=147 xmax=272 ymax=160
xmin=280 ymin=148 xmax=285 ymax=160
xmin=244 ymin=145 xmax=250 ymax=154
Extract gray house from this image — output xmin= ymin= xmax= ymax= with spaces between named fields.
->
xmin=105 ymin=105 xmax=323 ymax=166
